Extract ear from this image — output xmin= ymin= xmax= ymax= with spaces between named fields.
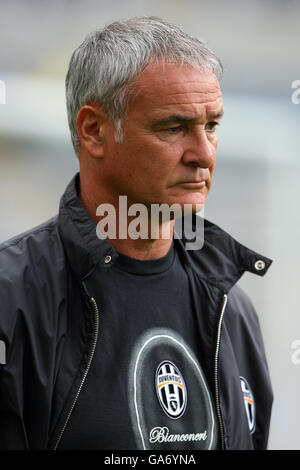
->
xmin=76 ymin=104 xmax=106 ymax=159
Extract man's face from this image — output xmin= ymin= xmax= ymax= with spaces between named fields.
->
xmin=100 ymin=61 xmax=223 ymax=210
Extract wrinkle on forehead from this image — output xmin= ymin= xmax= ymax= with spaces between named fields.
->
xmin=138 ymin=79 xmax=221 ymax=98
xmin=151 ymin=87 xmax=222 ymax=101
xmin=156 ymin=93 xmax=223 ymax=107
xmin=157 ymin=76 xmax=221 ymax=91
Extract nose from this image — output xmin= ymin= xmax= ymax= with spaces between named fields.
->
xmin=181 ymin=127 xmax=216 ymax=168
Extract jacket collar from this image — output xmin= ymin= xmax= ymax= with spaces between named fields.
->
xmin=58 ymin=173 xmax=272 ymax=290
xmin=178 ymin=217 xmax=272 ymax=292
xmin=58 ymin=173 xmax=114 ymax=280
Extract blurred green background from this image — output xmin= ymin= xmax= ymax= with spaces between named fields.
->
xmin=0 ymin=0 xmax=300 ymax=450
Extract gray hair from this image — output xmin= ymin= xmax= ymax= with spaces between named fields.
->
xmin=66 ymin=16 xmax=223 ymax=156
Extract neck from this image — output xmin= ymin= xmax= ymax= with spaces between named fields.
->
xmin=80 ymin=176 xmax=175 ymax=260
xmin=108 ymin=234 xmax=174 ymax=260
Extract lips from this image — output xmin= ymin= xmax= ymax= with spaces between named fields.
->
xmin=177 ymin=180 xmax=206 ymax=189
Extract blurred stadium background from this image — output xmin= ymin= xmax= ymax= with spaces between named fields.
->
xmin=0 ymin=0 xmax=299 ymax=450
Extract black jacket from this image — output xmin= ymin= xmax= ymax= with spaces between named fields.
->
xmin=0 ymin=174 xmax=273 ymax=450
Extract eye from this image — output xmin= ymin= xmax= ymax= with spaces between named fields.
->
xmin=165 ymin=125 xmax=184 ymax=134
xmin=205 ymin=121 xmax=220 ymax=132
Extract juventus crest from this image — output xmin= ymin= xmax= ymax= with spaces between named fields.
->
xmin=155 ymin=361 xmax=187 ymax=419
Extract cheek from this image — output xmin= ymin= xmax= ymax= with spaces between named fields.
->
xmin=114 ymin=128 xmax=184 ymax=183
xmin=130 ymin=140 xmax=180 ymax=177
xmin=207 ymin=162 xmax=216 ymax=191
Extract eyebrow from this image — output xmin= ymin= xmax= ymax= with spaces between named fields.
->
xmin=151 ymin=109 xmax=224 ymax=128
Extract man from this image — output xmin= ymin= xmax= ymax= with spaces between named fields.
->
xmin=0 ymin=17 xmax=273 ymax=450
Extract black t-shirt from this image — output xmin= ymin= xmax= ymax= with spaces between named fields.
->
xmin=59 ymin=242 xmax=218 ymax=450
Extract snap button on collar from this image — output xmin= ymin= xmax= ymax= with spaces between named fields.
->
xmin=254 ymin=259 xmax=265 ymax=271
xmin=104 ymin=255 xmax=112 ymax=264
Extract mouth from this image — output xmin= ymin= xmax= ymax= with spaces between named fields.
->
xmin=176 ymin=180 xmax=206 ymax=189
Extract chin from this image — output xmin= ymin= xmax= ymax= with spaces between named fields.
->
xmin=163 ymin=198 xmax=205 ymax=221
xmin=180 ymin=193 xmax=207 ymax=210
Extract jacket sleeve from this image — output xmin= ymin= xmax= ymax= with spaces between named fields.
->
xmin=0 ymin=230 xmax=61 ymax=450
xmin=0 ymin=367 xmax=29 ymax=449
xmin=225 ymin=284 xmax=273 ymax=450
xmin=0 ymin=318 xmax=29 ymax=448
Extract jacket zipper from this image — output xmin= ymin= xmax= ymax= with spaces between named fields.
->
xmin=53 ymin=296 xmax=100 ymax=450
xmin=214 ymin=293 xmax=228 ymax=450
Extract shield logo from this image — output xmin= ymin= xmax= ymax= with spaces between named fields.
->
xmin=240 ymin=376 xmax=255 ymax=434
xmin=155 ymin=361 xmax=187 ymax=419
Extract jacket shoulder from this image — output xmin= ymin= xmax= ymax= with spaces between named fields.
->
xmin=0 ymin=217 xmax=67 ymax=338
xmin=0 ymin=215 xmax=62 ymax=268
xmin=0 ymin=216 xmax=58 ymax=255
xmin=0 ymin=216 xmax=65 ymax=287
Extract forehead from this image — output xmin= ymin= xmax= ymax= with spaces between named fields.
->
xmin=129 ymin=61 xmax=223 ymax=118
